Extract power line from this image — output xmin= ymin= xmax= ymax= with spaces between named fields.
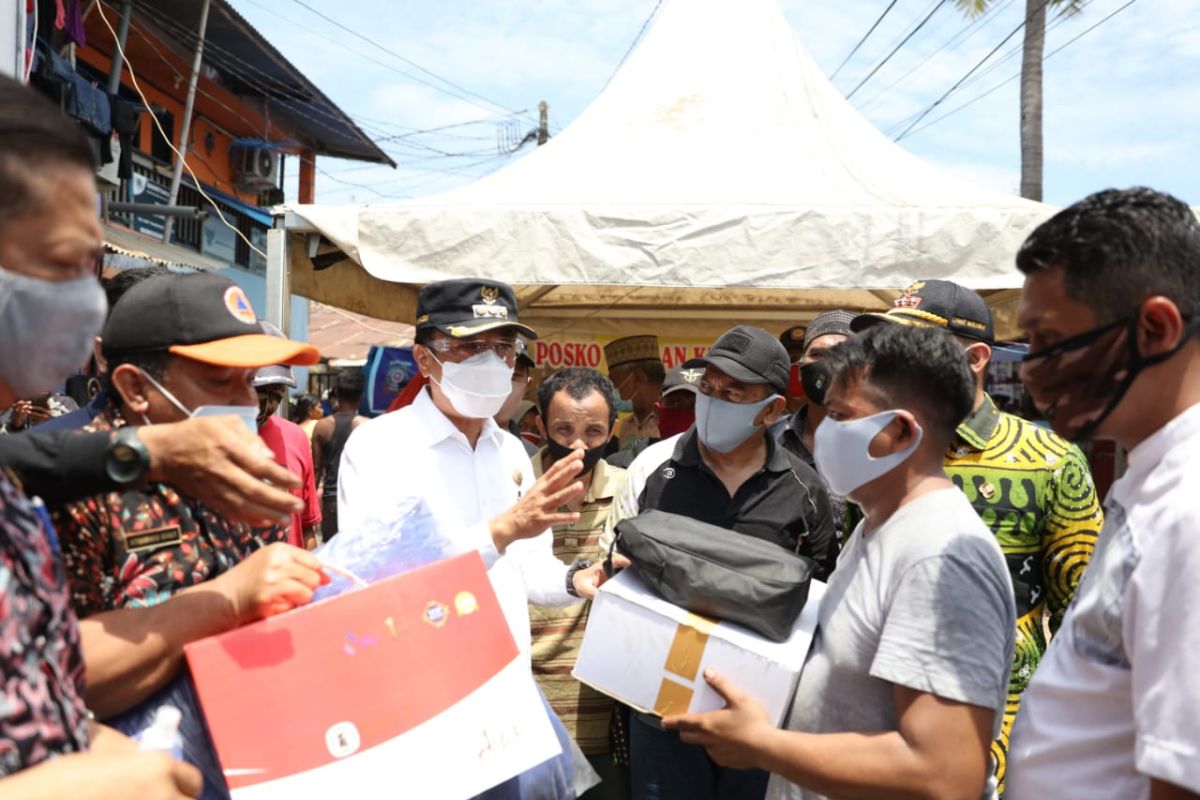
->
xmin=898 ymin=0 xmax=1139 ymax=140
xmin=846 ymin=0 xmax=950 ymax=99
xmin=283 ymin=0 xmax=527 ymax=120
xmin=601 ymin=0 xmax=663 ymax=92
xmin=831 ymin=0 xmax=901 ymax=80
xmin=855 ymin=0 xmax=1015 ymax=110
xmin=891 ymin=0 xmax=1041 ymax=140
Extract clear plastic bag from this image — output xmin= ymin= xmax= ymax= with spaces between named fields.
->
xmin=312 ymin=497 xmax=458 ymax=602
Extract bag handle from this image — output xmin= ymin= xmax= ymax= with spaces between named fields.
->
xmin=603 ymin=528 xmax=622 ymax=577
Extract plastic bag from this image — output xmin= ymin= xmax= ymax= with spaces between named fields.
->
xmin=312 ymin=497 xmax=457 ymax=602
xmin=108 ymin=673 xmax=231 ymax=800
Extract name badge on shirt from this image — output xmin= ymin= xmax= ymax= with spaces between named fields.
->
xmin=124 ymin=525 xmax=183 ymax=553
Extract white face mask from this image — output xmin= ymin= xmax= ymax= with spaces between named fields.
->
xmin=430 ymin=350 xmax=515 ymax=419
xmin=139 ymin=370 xmax=257 ymax=432
xmin=694 ymin=391 xmax=778 ymax=453
xmin=0 ymin=265 xmax=107 ymax=399
xmin=813 ymin=410 xmax=923 ymax=497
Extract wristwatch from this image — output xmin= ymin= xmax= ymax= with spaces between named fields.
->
xmin=105 ymin=427 xmax=151 ymax=486
xmin=565 ymin=559 xmax=594 ymax=598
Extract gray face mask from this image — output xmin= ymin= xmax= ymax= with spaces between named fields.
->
xmin=694 ymin=391 xmax=778 ymax=453
xmin=0 ymin=265 xmax=107 ymax=399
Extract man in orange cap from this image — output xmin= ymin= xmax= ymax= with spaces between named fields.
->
xmin=49 ymin=272 xmax=326 ymax=798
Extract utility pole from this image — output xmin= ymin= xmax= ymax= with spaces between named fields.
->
xmin=537 ymin=100 xmax=548 ymax=146
xmin=105 ymin=0 xmax=133 ymax=94
xmin=162 ymin=0 xmax=211 ymax=244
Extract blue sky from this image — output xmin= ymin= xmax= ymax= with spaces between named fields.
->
xmin=226 ymin=0 xmax=1200 ymax=208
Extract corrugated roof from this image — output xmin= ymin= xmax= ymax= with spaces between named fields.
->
xmin=130 ymin=0 xmax=394 ymax=166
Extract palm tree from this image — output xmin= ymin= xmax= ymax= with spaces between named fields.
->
xmin=954 ymin=0 xmax=1083 ymax=201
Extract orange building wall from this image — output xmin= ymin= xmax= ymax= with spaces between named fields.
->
xmin=76 ymin=11 xmax=295 ymax=204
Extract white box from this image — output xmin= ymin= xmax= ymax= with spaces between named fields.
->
xmin=573 ymin=570 xmax=824 ymax=726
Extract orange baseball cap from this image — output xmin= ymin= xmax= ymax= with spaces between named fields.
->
xmin=102 ymin=273 xmax=319 ymax=368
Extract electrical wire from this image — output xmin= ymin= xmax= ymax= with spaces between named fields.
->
xmin=283 ymin=0 xmax=527 ymax=121
xmin=124 ymin=8 xmax=517 ymax=204
xmin=890 ymin=0 xmax=1046 ymax=140
xmin=96 ymin=0 xmax=267 ymax=259
xmin=831 ymin=0 xmax=901 ymax=81
xmin=897 ymin=0 xmax=1139 ymax=140
xmin=855 ymin=0 xmax=1015 ymax=110
xmin=601 ymin=0 xmax=662 ymax=92
xmin=846 ymin=0 xmax=950 ymax=99
xmin=126 ymin=1 xmax=385 ymax=148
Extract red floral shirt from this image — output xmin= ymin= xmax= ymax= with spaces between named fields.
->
xmin=51 ymin=412 xmax=289 ymax=616
xmin=0 ymin=468 xmax=89 ymax=774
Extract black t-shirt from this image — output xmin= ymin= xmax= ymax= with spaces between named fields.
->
xmin=633 ymin=430 xmax=838 ymax=581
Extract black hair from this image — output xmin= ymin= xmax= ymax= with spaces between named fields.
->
xmin=289 ymin=393 xmax=320 ymax=424
xmin=0 ymin=74 xmax=95 ymax=223
xmin=333 ymin=369 xmax=365 ymax=401
xmin=1016 ymin=187 xmax=1200 ymax=323
xmin=414 ymin=328 xmax=436 ymax=346
xmin=101 ymin=267 xmax=172 ymax=315
xmin=537 ymin=367 xmax=619 ymax=431
xmin=824 ymin=324 xmax=973 ymax=443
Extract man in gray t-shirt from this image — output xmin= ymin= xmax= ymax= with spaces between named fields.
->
xmin=664 ymin=324 xmax=1016 ymax=800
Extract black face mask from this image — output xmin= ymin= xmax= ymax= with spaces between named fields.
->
xmin=546 ymin=437 xmax=606 ymax=474
xmin=800 ymin=361 xmax=832 ymax=406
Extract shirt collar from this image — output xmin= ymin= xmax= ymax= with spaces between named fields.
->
xmin=672 ymin=426 xmax=792 ymax=473
xmin=1125 ymin=400 xmax=1200 ymax=480
xmin=410 ymin=387 xmax=504 ymax=449
xmin=954 ymin=393 xmax=1000 ymax=451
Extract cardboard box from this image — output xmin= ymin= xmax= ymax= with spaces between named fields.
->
xmin=573 ymin=569 xmax=824 ymax=725
xmin=185 ymin=552 xmax=560 ymax=799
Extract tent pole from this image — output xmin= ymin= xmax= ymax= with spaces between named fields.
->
xmin=266 ymin=227 xmax=291 ymax=336
xmin=162 ymin=0 xmax=211 ymax=244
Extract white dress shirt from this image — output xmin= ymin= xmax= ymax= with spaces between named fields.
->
xmin=1007 ymin=401 xmax=1200 ymax=799
xmin=337 ymin=388 xmax=577 ymax=655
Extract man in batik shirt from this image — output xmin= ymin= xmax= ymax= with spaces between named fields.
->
xmin=854 ymin=280 xmax=1102 ymax=796
xmin=50 ymin=273 xmax=325 ymax=797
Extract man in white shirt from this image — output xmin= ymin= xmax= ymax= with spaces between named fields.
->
xmin=1007 ymin=187 xmax=1200 ymax=800
xmin=338 ymin=278 xmax=623 ymax=652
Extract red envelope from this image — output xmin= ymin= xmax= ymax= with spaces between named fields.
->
xmin=185 ymin=552 xmax=560 ymax=799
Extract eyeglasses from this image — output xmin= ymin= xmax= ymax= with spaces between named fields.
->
xmin=426 ymin=337 xmax=527 ymax=363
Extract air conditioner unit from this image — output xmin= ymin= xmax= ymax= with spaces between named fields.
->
xmin=236 ymin=145 xmax=279 ymax=190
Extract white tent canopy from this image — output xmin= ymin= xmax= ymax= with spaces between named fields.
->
xmin=276 ymin=0 xmax=1051 ymax=339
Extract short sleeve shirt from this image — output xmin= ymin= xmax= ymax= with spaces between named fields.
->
xmin=767 ymin=489 xmax=1016 ymax=800
xmin=1007 ymin=402 xmax=1200 ymax=799
xmin=258 ymin=415 xmax=322 ymax=547
xmin=0 ymin=469 xmax=89 ymax=774
xmin=51 ymin=412 xmax=290 ymax=615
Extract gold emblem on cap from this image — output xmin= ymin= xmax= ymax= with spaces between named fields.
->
xmin=481 ymin=286 xmax=500 ymax=305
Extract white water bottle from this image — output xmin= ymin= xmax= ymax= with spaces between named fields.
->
xmin=137 ymin=705 xmax=184 ymax=760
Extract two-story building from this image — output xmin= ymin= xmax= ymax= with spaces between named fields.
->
xmin=24 ymin=0 xmax=391 ymax=355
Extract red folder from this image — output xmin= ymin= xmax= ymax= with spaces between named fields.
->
xmin=185 ymin=552 xmax=559 ymax=798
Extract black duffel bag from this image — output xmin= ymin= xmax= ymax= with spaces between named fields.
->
xmin=610 ymin=509 xmax=817 ymax=642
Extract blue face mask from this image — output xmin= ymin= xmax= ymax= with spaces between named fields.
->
xmin=694 ymin=392 xmax=778 ymax=453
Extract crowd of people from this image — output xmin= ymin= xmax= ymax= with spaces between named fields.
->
xmin=0 ymin=65 xmax=1196 ymax=800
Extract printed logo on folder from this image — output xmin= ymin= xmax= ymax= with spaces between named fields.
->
xmin=185 ymin=552 xmax=559 ymax=799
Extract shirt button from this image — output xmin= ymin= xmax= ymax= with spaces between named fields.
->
xmin=34 ymin=635 xmax=46 ymax=649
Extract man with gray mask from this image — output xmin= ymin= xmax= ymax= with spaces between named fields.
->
xmin=604 ymin=324 xmax=836 ymax=800
xmin=0 ymin=72 xmax=203 ymax=798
